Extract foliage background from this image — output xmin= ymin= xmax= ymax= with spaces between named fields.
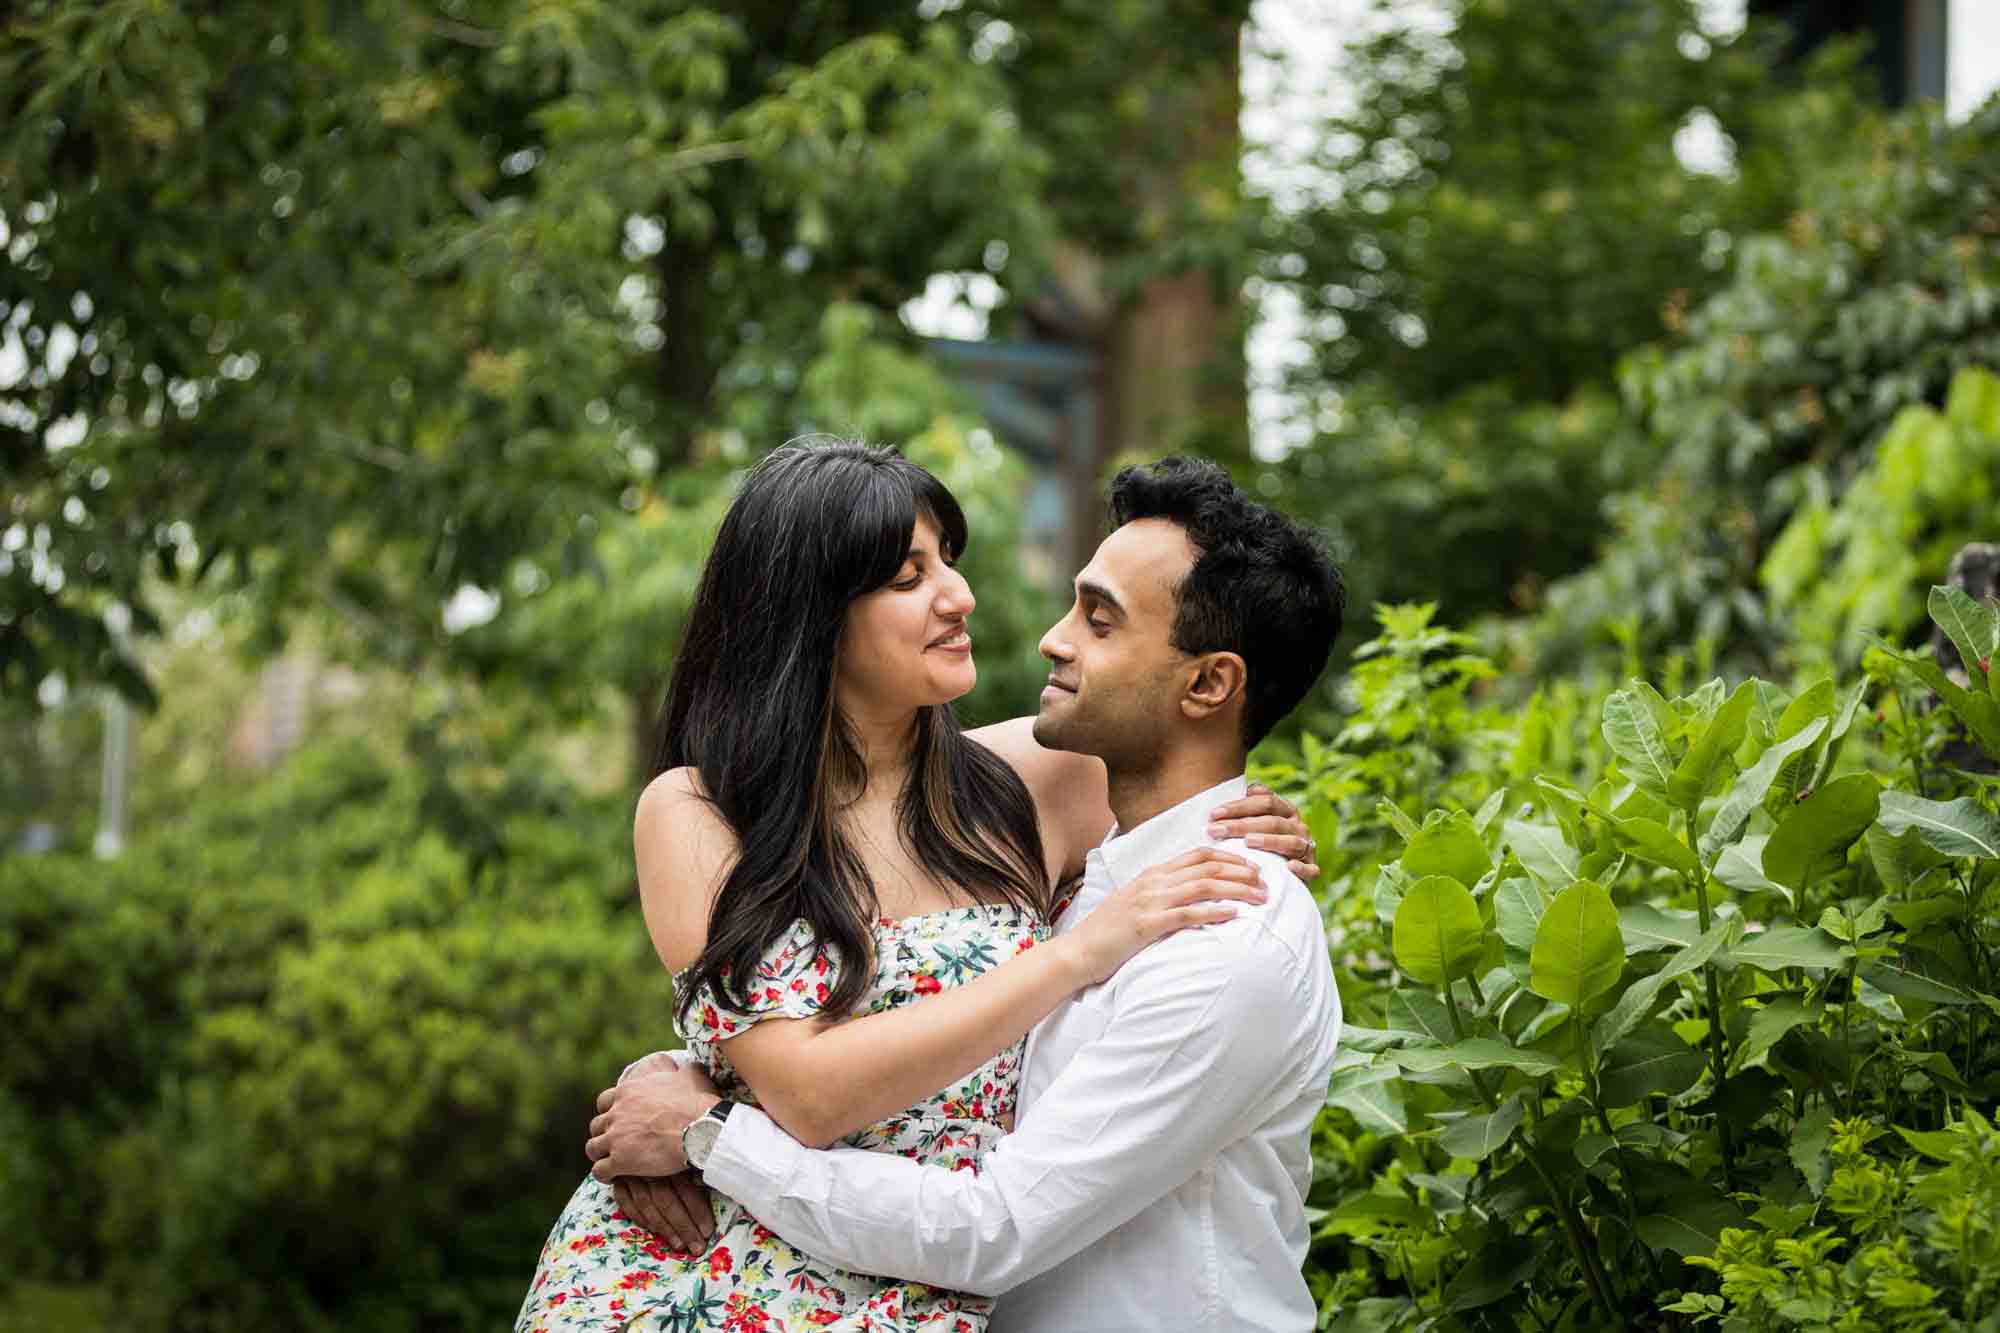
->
xmin=4 ymin=0 xmax=1999 ymax=1328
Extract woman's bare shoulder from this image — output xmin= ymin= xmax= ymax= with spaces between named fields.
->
xmin=634 ymin=767 xmax=738 ymax=968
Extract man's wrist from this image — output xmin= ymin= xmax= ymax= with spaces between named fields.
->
xmin=678 ymin=1095 xmax=731 ymax=1170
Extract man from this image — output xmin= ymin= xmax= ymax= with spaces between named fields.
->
xmin=590 ymin=457 xmax=1345 ymax=1331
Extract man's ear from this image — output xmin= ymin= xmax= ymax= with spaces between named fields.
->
xmin=1181 ymin=651 xmax=1247 ymax=723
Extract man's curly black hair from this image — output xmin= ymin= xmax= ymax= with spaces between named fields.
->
xmin=1107 ymin=457 xmax=1345 ymax=748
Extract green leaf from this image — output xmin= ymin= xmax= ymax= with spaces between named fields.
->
xmin=1593 ymin=917 xmax=1736 ymax=1056
xmin=1386 ymin=989 xmax=1459 ymax=1045
xmin=1472 ymin=789 xmax=1507 ymax=836
xmin=1633 ymin=1175 xmax=1751 ymax=1257
xmin=1373 ymin=862 xmax=1410 ymax=926
xmin=1529 ymin=880 xmax=1624 ymax=1008
xmin=1809 ymin=681 xmax=1869 ymax=791
xmin=1327 ymin=1063 xmax=1410 ymax=1134
xmin=1377 ymin=800 xmax=1422 ymax=843
xmin=1876 ymin=790 xmax=2000 ymax=859
xmin=1337 ymin=1026 xmax=1411 ymax=1053
xmin=1700 ymin=716 xmax=1830 ymax=862
xmin=1618 ymin=902 xmax=1700 ymax=953
xmin=1731 ymin=996 xmax=1821 ymax=1072
xmin=1761 ymin=773 xmax=1880 ymax=892
xmin=1897 ymin=1125 xmax=1963 ymax=1163
xmin=1669 ymin=679 xmax=1754 ymax=809
xmin=1604 ymin=814 xmax=1703 ymax=881
xmin=1791 ymin=1103 xmax=1833 ymax=1196
xmin=1401 ymin=812 xmax=1492 ymax=888
xmin=1867 ymin=822 xmax=1946 ymax=893
xmin=1533 ymin=776 xmax=1591 ymax=844
xmin=1436 ymin=1095 xmax=1525 ymax=1160
xmin=1504 ymin=819 xmax=1579 ymax=891
xmin=1763 ymin=679 xmax=1837 ymax=817
xmin=1602 ymin=685 xmax=1679 ymax=797
xmin=1391 ymin=1039 xmax=1562 ymax=1077
xmin=1598 ymin=1021 xmax=1706 ymax=1107
xmin=1392 ymin=875 xmax=1487 ymax=986
xmin=1714 ymin=835 xmax=1790 ymax=903
xmin=1860 ymin=959 xmax=1974 ymax=1006
xmin=1879 ymin=647 xmax=2000 ymax=759
xmin=1575 ymin=1131 xmax=1620 ymax=1169
xmin=1930 ymin=584 xmax=1997 ymax=686
xmin=1727 ymin=926 xmax=1850 ymax=973
xmin=1493 ymin=875 xmax=1546 ymax=979
xmin=1635 ymin=1209 xmax=1736 ymax=1258
xmin=1439 ymin=1234 xmax=1547 ymax=1314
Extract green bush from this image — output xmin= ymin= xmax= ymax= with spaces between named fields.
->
xmin=1259 ymin=592 xmax=2000 ymax=1329
xmin=1762 ymin=367 xmax=2000 ymax=665
xmin=1521 ymin=97 xmax=2000 ymax=675
xmin=0 ymin=738 xmax=670 ymax=1331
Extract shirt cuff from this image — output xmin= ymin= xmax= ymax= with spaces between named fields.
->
xmin=703 ymin=1105 xmax=803 ymax=1218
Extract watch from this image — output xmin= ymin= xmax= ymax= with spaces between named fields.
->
xmin=680 ymin=1098 xmax=735 ymax=1170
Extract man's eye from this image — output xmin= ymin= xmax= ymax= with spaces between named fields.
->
xmin=1086 ymin=616 xmax=1109 ymax=633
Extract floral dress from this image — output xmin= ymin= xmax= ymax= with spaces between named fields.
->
xmin=517 ymin=902 xmax=1046 ymax=1333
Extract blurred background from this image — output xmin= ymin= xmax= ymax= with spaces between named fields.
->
xmin=2 ymin=1 xmax=1997 ymax=1328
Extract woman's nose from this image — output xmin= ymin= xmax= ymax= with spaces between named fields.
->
xmin=938 ymin=566 xmax=975 ymax=616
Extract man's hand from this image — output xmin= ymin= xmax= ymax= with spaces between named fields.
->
xmin=612 ymin=1175 xmax=717 ymax=1255
xmin=586 ymin=1063 xmax=722 ymax=1181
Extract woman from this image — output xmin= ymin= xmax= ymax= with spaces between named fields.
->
xmin=517 ymin=441 xmax=1315 ymax=1332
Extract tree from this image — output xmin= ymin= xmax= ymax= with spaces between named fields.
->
xmin=0 ymin=1 xmax=1049 ymax=716
xmin=1249 ymin=0 xmax=1866 ymax=631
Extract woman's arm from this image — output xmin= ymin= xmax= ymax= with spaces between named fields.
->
xmin=635 ymin=769 xmax=1266 ymax=1150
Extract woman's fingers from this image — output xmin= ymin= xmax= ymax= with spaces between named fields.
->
xmin=1207 ymin=813 xmax=1297 ymax=839
xmin=1169 ymin=902 xmax=1246 ymax=929
xmin=1208 ymin=783 xmax=1299 ymax=823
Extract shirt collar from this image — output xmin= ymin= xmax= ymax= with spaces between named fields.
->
xmin=1095 ymin=774 xmax=1249 ymax=888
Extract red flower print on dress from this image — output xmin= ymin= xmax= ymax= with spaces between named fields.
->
xmin=517 ymin=906 xmax=1045 ymax=1331
xmin=722 ymin=1293 xmax=772 ymax=1332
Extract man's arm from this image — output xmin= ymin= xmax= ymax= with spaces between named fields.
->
xmin=701 ymin=926 xmax=1317 ymax=1296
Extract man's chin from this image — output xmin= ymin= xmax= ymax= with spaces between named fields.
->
xmin=1030 ymin=710 xmax=1077 ymax=753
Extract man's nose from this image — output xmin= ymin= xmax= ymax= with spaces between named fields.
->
xmin=1038 ymin=619 xmax=1074 ymax=663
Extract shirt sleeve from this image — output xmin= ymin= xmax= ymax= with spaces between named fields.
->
xmin=700 ymin=922 xmax=1313 ymax=1297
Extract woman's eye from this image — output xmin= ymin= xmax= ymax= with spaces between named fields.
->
xmin=894 ymin=575 xmax=923 ymax=591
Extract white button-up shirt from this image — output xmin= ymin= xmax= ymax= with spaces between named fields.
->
xmin=703 ymin=775 xmax=1342 ymax=1332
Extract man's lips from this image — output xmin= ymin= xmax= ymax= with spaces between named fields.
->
xmin=1041 ymin=677 xmax=1077 ymax=696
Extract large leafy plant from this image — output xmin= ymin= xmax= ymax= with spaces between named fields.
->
xmin=1290 ymin=590 xmax=2000 ymax=1329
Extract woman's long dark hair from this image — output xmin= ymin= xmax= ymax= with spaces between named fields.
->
xmin=658 ymin=439 xmax=1051 ymax=1023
